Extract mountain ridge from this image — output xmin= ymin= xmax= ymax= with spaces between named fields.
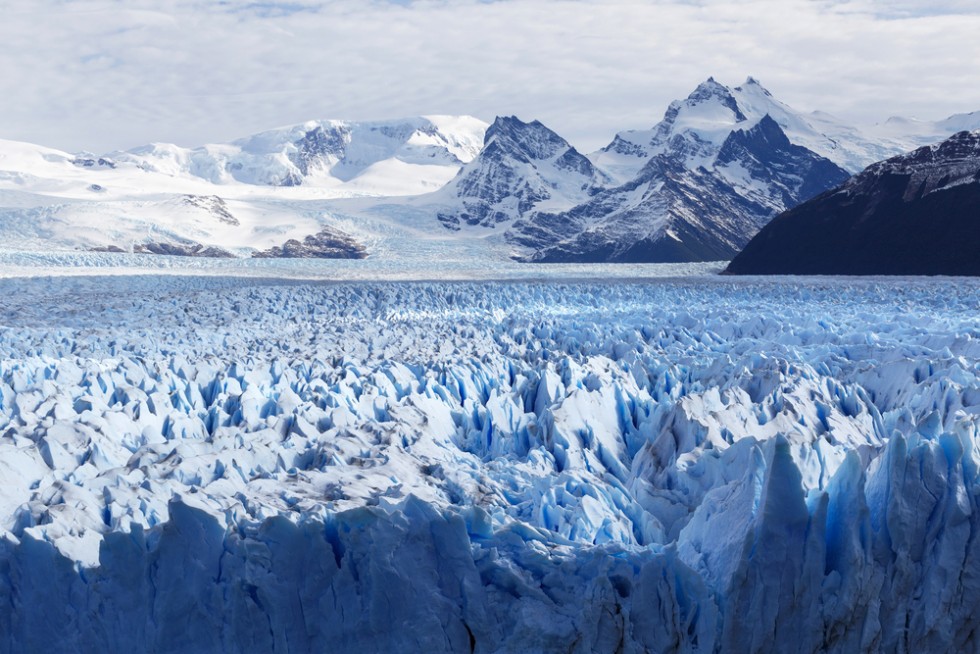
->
xmin=108 ymin=114 xmax=489 ymax=193
xmin=429 ymin=115 xmax=605 ymax=230
xmin=500 ymin=79 xmax=858 ymax=262
xmin=726 ymin=129 xmax=980 ymax=275
xmin=2 ymin=81 xmax=979 ymax=264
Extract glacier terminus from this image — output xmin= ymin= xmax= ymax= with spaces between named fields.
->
xmin=0 ymin=271 xmax=979 ymax=652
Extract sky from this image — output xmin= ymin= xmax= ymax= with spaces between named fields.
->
xmin=3 ymin=0 xmax=980 ymax=154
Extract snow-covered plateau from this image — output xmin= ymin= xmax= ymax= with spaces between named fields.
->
xmin=1 ymin=270 xmax=979 ymax=652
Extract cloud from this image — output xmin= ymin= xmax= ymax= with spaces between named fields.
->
xmin=2 ymin=0 xmax=980 ymax=153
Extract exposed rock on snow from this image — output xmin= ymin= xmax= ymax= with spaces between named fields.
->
xmin=133 ymin=242 xmax=235 ymax=257
xmin=496 ymin=77 xmax=979 ymax=264
xmin=431 ymin=115 xmax=604 ymax=230
xmin=252 ymin=226 xmax=368 ymax=259
xmin=91 ymin=241 xmax=236 ymax=258
xmin=2 ymin=90 xmax=978 ymax=265
xmin=180 ymin=195 xmax=239 ymax=226
xmin=0 ymin=116 xmax=487 ymax=258
xmin=112 ymin=115 xmax=488 ymax=190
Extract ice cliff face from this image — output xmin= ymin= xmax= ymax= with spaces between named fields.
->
xmin=1 ymin=275 xmax=980 ymax=652
xmin=728 ymin=129 xmax=980 ymax=275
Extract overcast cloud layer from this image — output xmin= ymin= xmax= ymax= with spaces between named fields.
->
xmin=3 ymin=0 xmax=980 ymax=153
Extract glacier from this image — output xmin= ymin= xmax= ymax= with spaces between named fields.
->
xmin=1 ymin=272 xmax=979 ymax=652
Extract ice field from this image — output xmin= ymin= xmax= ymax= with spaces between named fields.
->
xmin=1 ymin=269 xmax=979 ymax=652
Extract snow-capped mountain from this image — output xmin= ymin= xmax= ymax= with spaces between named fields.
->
xmin=863 ymin=110 xmax=980 ymax=154
xmin=0 ymin=116 xmax=488 ymax=257
xmin=504 ymin=77 xmax=980 ymax=264
xmin=591 ymin=77 xmax=980 ymax=179
xmin=2 ymin=87 xmax=979 ymax=265
xmin=514 ymin=115 xmax=848 ymax=262
xmin=509 ymin=79 xmax=852 ymax=262
xmin=110 ymin=115 xmax=488 ymax=194
xmin=727 ymin=129 xmax=980 ymax=275
xmin=427 ymin=116 xmax=605 ymax=230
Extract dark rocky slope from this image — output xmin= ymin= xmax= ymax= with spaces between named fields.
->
xmin=727 ymin=130 xmax=980 ymax=275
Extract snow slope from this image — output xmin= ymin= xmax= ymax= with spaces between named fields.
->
xmin=1 ymin=274 xmax=979 ymax=651
xmin=108 ymin=115 xmax=488 ymax=191
xmin=591 ymin=77 xmax=980 ymax=180
xmin=2 ymin=88 xmax=978 ymax=264
xmin=0 ymin=115 xmax=488 ymax=256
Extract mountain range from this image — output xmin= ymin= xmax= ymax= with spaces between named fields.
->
xmin=431 ymin=77 xmax=979 ymax=263
xmin=1 ymin=78 xmax=977 ymax=263
xmin=88 ymin=115 xmax=488 ymax=193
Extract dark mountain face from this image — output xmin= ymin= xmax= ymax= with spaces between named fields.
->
xmin=483 ymin=116 xmax=570 ymax=161
xmin=726 ymin=130 xmax=980 ymax=276
xmin=514 ymin=115 xmax=850 ymax=263
xmin=514 ymin=156 xmax=767 ymax=263
xmin=715 ymin=115 xmax=851 ymax=204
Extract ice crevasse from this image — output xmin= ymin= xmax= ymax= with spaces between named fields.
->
xmin=0 ymin=275 xmax=978 ymax=653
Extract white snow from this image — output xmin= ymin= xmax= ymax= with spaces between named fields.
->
xmin=3 ymin=92 xmax=977 ymax=262
xmin=0 ymin=116 xmax=489 ymax=256
xmin=589 ymin=77 xmax=980 ymax=181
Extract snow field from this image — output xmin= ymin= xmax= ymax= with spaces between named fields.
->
xmin=1 ymin=275 xmax=979 ymax=652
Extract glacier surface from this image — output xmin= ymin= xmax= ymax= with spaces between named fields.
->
xmin=1 ymin=273 xmax=979 ymax=652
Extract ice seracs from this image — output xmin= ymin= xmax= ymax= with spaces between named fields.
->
xmin=1 ymin=274 xmax=980 ymax=651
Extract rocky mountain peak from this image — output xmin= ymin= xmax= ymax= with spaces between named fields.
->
xmin=515 ymin=105 xmax=850 ymax=264
xmin=718 ymin=114 xmax=791 ymax=158
xmin=432 ymin=116 xmax=601 ymax=230
xmin=484 ymin=115 xmax=571 ymax=161
xmin=289 ymin=124 xmax=351 ymax=176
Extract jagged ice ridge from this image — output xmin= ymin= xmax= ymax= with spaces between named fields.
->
xmin=0 ymin=275 xmax=979 ymax=652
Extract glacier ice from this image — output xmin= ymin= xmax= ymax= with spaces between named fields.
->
xmin=0 ymin=274 xmax=979 ymax=652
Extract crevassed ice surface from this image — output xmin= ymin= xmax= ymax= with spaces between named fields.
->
xmin=1 ymin=274 xmax=980 ymax=653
